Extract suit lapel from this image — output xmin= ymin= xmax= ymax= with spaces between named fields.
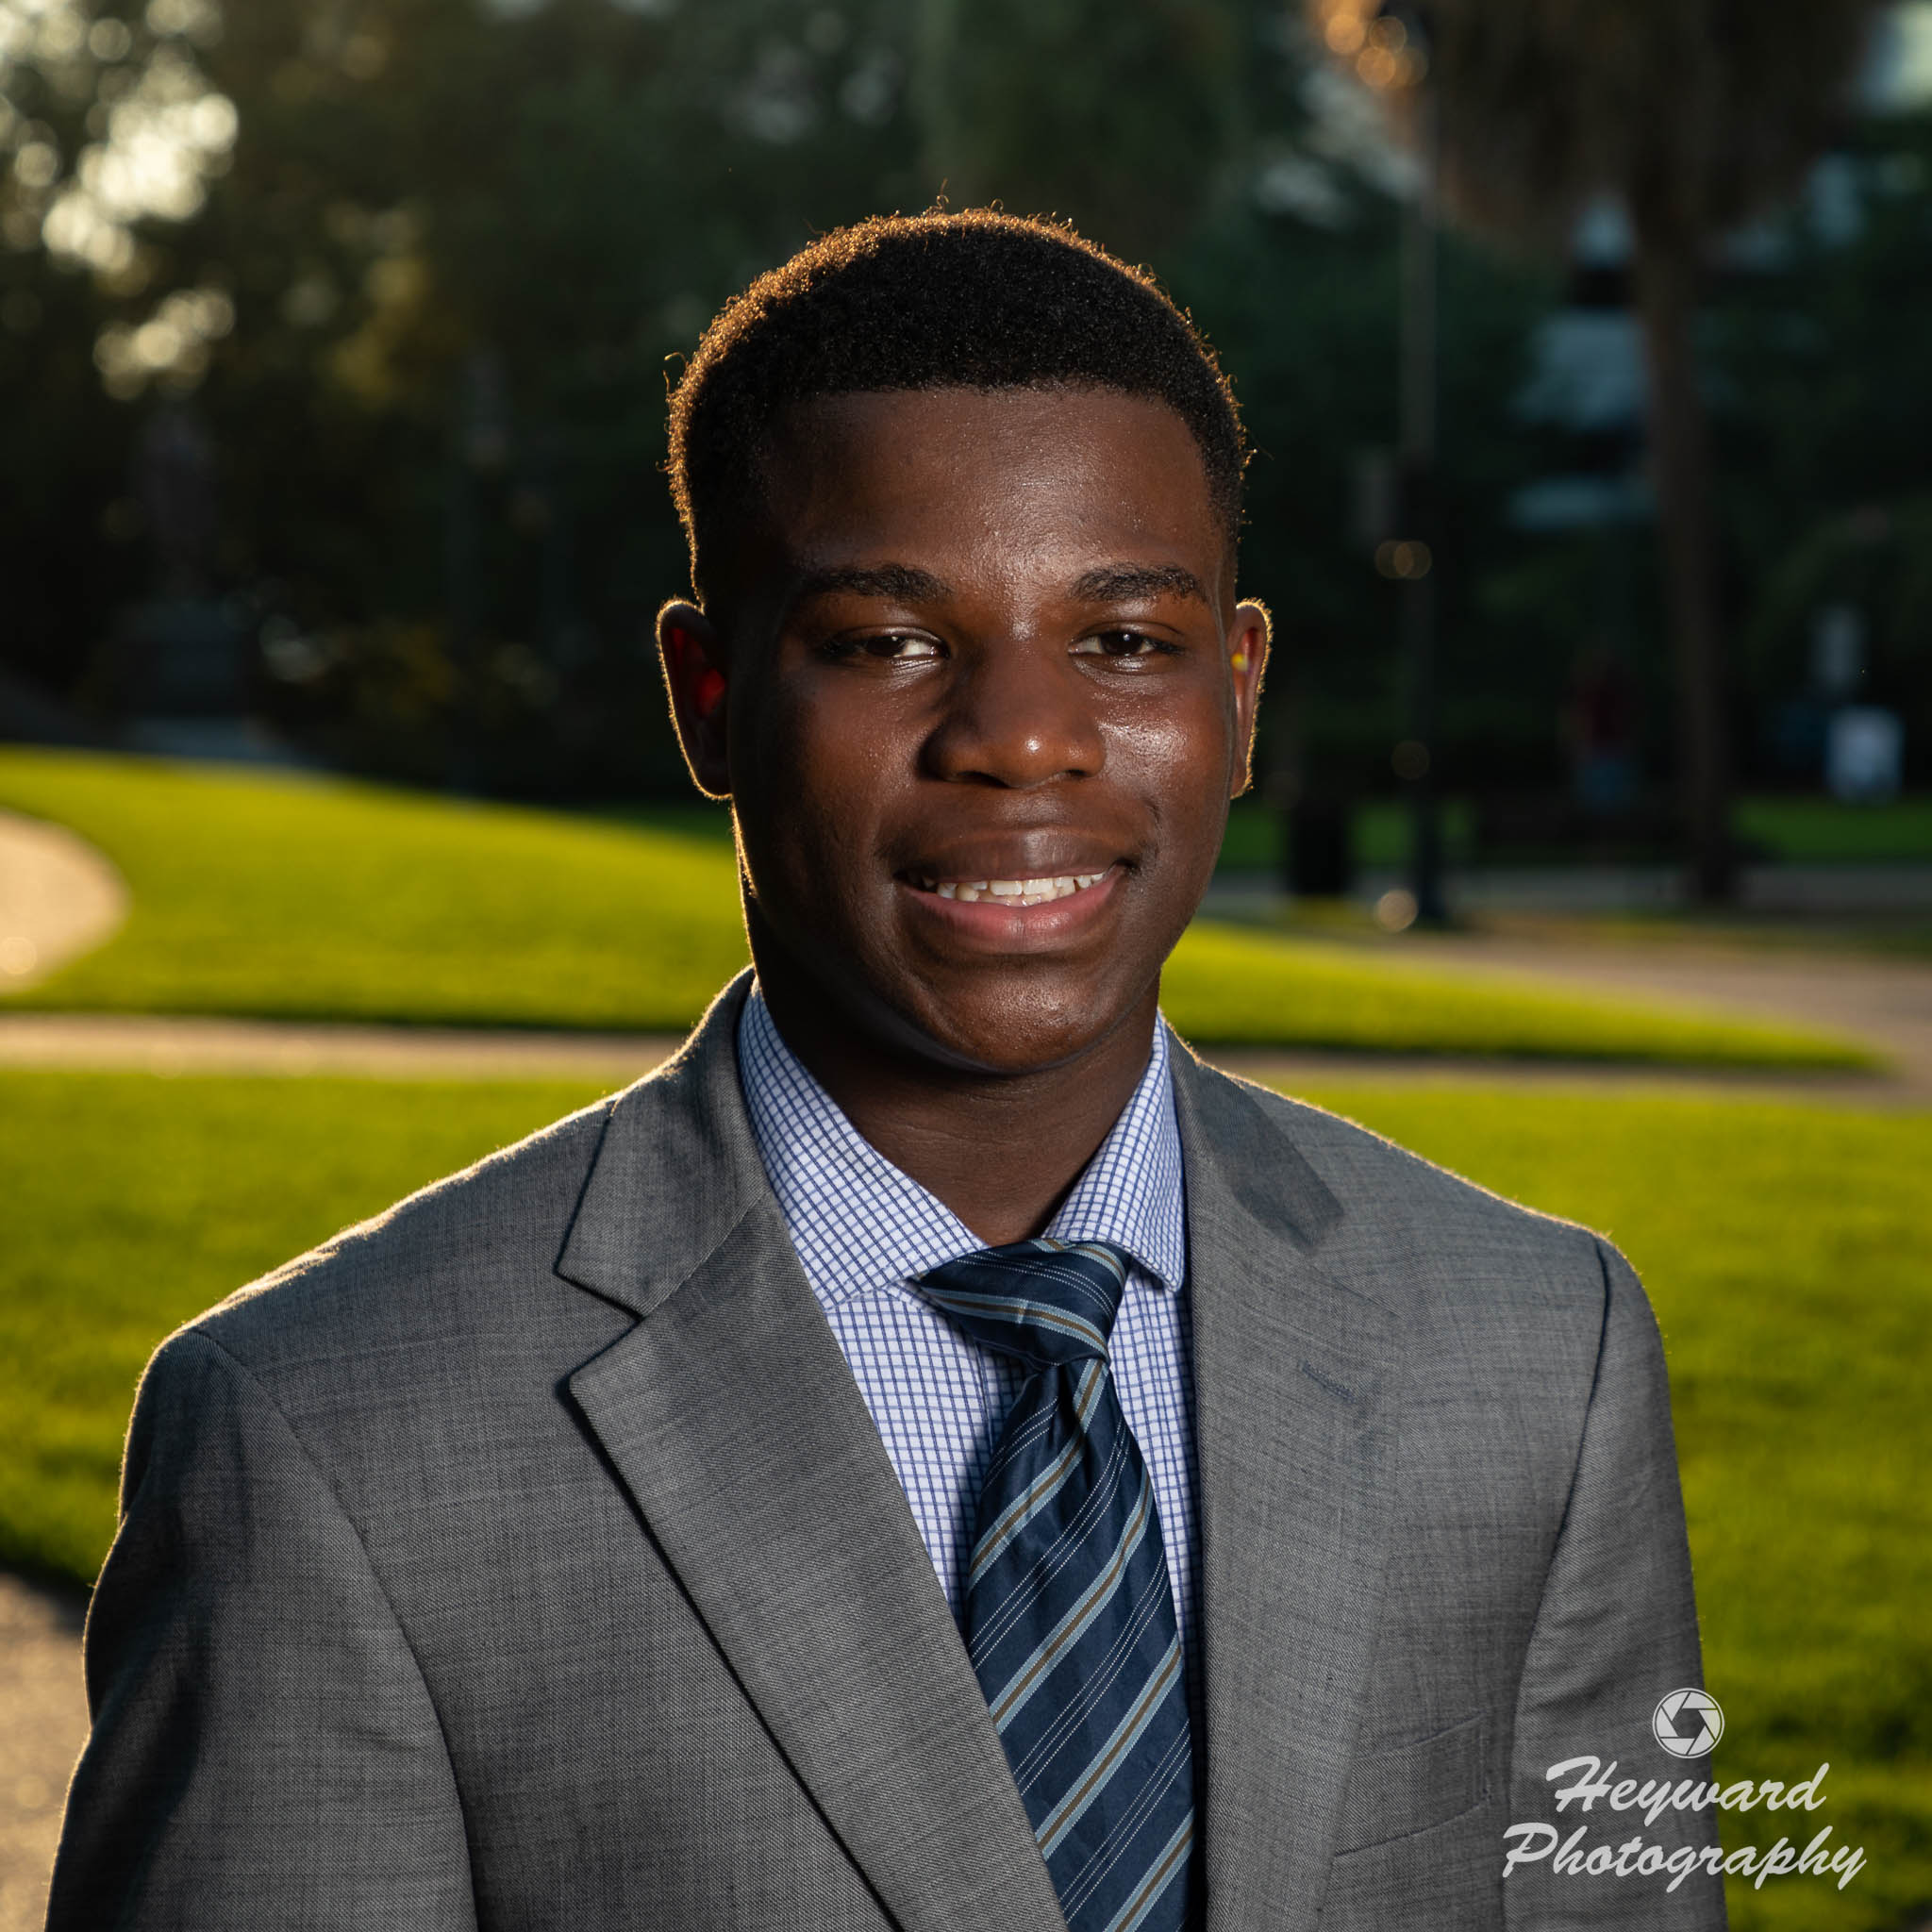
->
xmin=1170 ymin=1049 xmax=1402 ymax=1932
xmin=558 ymin=978 xmax=1066 ymax=1932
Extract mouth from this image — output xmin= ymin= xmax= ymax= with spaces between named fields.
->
xmin=893 ymin=860 xmax=1125 ymax=949
xmin=905 ymin=870 xmax=1112 ymax=908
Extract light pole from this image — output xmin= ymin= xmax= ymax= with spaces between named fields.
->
xmin=1391 ymin=3 xmax=1443 ymax=924
xmin=1325 ymin=0 xmax=1446 ymax=924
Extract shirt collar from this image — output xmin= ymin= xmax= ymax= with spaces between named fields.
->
xmin=736 ymin=985 xmax=1187 ymax=1306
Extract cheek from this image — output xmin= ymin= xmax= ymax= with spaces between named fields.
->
xmin=739 ymin=688 xmax=896 ymax=906
xmin=751 ymin=673 xmax=897 ymax=785
xmin=1105 ymin=693 xmax=1233 ymax=831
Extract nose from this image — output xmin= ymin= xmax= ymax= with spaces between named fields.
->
xmin=922 ymin=644 xmax=1105 ymax=788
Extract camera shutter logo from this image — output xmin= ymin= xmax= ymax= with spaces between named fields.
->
xmin=1652 ymin=1688 xmax=1724 ymax=1758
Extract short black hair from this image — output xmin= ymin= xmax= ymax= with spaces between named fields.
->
xmin=667 ymin=209 xmax=1245 ymax=610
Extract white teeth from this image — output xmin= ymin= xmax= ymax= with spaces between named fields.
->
xmin=917 ymin=870 xmax=1109 ymax=907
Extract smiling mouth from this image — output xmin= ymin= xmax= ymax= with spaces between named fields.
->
xmin=907 ymin=869 xmax=1112 ymax=908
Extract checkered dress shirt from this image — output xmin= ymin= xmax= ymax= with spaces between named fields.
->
xmin=735 ymin=987 xmax=1203 ymax=1722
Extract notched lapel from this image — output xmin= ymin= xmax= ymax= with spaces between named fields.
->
xmin=558 ymin=980 xmax=1067 ymax=1932
xmin=1171 ymin=1053 xmax=1403 ymax=1932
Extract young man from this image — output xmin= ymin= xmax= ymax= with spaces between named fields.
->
xmin=51 ymin=211 xmax=1724 ymax=1930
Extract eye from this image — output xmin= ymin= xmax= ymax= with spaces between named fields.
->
xmin=828 ymin=631 xmax=944 ymax=662
xmin=1070 ymin=629 xmax=1177 ymax=659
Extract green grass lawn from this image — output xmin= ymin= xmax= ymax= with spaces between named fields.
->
xmin=1736 ymin=795 xmax=1932 ymax=863
xmin=0 ymin=1067 xmax=1923 ymax=1929
xmin=1158 ymin=923 xmax=1871 ymax=1066
xmin=1217 ymin=796 xmax=1475 ymax=872
xmin=0 ymin=749 xmax=1871 ymax=1068
xmin=1290 ymin=1081 xmax=1931 ymax=1932
xmin=0 ymin=1070 xmax=610 ymax=1589
xmin=0 ymin=750 xmax=754 ymax=1032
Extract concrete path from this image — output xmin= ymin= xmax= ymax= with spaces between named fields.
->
xmin=5 ymin=949 xmax=1928 ymax=1920
xmin=1 ymin=801 xmax=1924 ymax=1096
xmin=1208 ymin=861 xmax=1932 ymax=919
xmin=0 ymin=810 xmax=126 ymax=991
xmin=1393 ymin=926 xmax=1932 ymax=1096
xmin=0 ymin=1578 xmax=86 ymax=1932
xmin=0 ymin=1006 xmax=1923 ymax=1101
xmin=3 ymin=931 xmax=1927 ymax=1100
xmin=0 ymin=1010 xmax=691 ymax=1083
xmin=6 ymin=814 xmax=1930 ymax=1914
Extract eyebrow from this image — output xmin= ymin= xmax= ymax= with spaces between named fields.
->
xmin=791 ymin=563 xmax=954 ymax=606
xmin=786 ymin=559 xmax=1211 ymax=611
xmin=1070 ymin=563 xmax=1209 ymax=606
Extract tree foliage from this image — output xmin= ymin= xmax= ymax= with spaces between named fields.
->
xmin=3 ymin=0 xmax=1928 ymax=808
xmin=1423 ymin=1 xmax=1879 ymax=253
xmin=1373 ymin=0 xmax=1887 ymax=893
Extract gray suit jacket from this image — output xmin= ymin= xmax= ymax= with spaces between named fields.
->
xmin=51 ymin=975 xmax=1724 ymax=1929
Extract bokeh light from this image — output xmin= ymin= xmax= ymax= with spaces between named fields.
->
xmin=2 ymin=0 xmax=236 ymax=386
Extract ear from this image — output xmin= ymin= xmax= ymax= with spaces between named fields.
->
xmin=1226 ymin=598 xmax=1272 ymax=800
xmin=658 ymin=600 xmax=731 ymax=799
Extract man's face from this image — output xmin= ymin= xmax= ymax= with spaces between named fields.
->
xmin=668 ymin=384 xmax=1268 ymax=1075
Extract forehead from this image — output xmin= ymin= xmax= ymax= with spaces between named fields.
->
xmin=746 ymin=386 xmax=1227 ymax=606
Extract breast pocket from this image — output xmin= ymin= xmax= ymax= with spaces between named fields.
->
xmin=1332 ymin=1712 xmax=1488 ymax=1856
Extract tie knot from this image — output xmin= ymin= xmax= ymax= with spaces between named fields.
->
xmin=916 ymin=1239 xmax=1131 ymax=1370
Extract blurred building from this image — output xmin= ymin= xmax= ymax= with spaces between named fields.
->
xmin=1502 ymin=1 xmax=1932 ymax=805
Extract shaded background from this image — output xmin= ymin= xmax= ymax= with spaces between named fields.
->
xmin=4 ymin=0 xmax=1930 ymax=848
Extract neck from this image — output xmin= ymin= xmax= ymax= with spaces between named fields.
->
xmin=755 ymin=973 xmax=1159 ymax=1249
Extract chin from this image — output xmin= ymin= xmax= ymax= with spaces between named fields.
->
xmin=899 ymin=975 xmax=1151 ymax=1077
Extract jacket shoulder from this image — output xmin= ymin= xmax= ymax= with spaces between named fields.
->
xmin=1185 ymin=1055 xmax=1615 ymax=1298
xmin=184 ymin=1088 xmax=622 ymax=1376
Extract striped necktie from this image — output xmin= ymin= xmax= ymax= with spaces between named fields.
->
xmin=917 ymin=1239 xmax=1195 ymax=1932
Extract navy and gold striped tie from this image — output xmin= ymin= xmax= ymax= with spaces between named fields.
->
xmin=918 ymin=1239 xmax=1195 ymax=1932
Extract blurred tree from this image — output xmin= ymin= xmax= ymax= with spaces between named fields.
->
xmin=7 ymin=0 xmax=941 ymax=785
xmin=13 ymin=0 xmax=1929 ymax=817
xmin=1310 ymin=0 xmax=1886 ymax=896
xmin=1716 ymin=107 xmax=1932 ymax=782
xmin=6 ymin=0 xmax=1284 ymax=789
xmin=0 ymin=0 xmax=239 ymax=697
xmin=915 ymin=0 xmax=1241 ymax=261
xmin=1168 ymin=186 xmax=1559 ymax=806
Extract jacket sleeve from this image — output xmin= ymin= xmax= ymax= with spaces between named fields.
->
xmin=47 ymin=1325 xmax=476 ymax=1931
xmin=1503 ymin=1240 xmax=1727 ymax=1930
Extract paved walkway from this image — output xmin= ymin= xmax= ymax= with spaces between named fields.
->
xmin=6 ymin=820 xmax=1931 ymax=1917
xmin=3 ymin=936 xmax=1927 ymax=1099
xmin=0 ymin=1010 xmax=692 ymax=1083
xmin=0 ymin=810 xmax=126 ymax=991
xmin=1208 ymin=861 xmax=1932 ymax=918
xmin=2 ymin=803 xmax=1924 ymax=1097
xmin=1404 ymin=929 xmax=1932 ymax=1091
xmin=6 ymin=953 xmax=1928 ymax=1921
xmin=0 ymin=1578 xmax=86 ymax=1931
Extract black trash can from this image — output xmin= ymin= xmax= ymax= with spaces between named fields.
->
xmin=1287 ymin=795 xmax=1354 ymax=899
